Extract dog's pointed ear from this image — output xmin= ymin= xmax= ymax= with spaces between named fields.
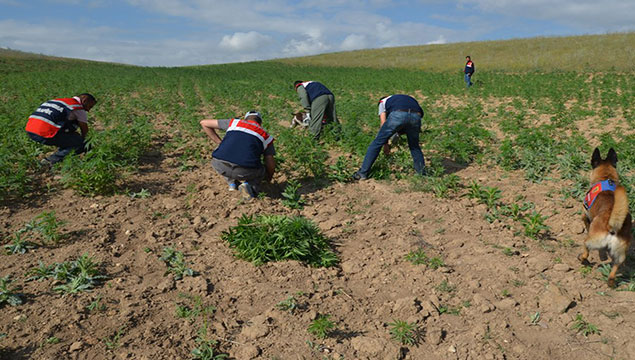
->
xmin=591 ymin=148 xmax=602 ymax=168
xmin=606 ymin=147 xmax=618 ymax=166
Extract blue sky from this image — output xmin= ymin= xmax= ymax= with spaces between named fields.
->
xmin=0 ymin=0 xmax=632 ymax=66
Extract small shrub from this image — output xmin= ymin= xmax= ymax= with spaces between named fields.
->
xmin=4 ymin=233 xmax=36 ymax=254
xmin=0 ymin=276 xmax=23 ymax=307
xmin=191 ymin=324 xmax=228 ymax=360
xmin=328 ymin=156 xmax=353 ymax=183
xmin=281 ymin=179 xmax=305 ymax=210
xmin=222 ymin=214 xmax=337 ymax=267
xmin=275 ymin=296 xmax=299 ymax=314
xmin=307 ymin=315 xmax=336 ymax=339
xmin=405 ymin=249 xmax=428 ymax=265
xmin=175 ymin=293 xmax=215 ymax=320
xmin=159 ymin=247 xmax=196 ymax=280
xmin=26 ymin=254 xmax=106 ymax=294
xmin=388 ymin=319 xmax=418 ymax=345
xmin=521 ymin=212 xmax=550 ymax=239
xmin=571 ymin=314 xmax=601 ymax=336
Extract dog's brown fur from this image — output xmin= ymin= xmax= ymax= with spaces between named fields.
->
xmin=578 ymin=148 xmax=632 ymax=288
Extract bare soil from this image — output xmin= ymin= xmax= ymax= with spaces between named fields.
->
xmin=2 ymin=113 xmax=634 ymax=360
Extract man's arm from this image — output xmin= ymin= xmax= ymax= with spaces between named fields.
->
xmin=296 ymin=86 xmax=311 ymax=110
xmin=379 ymin=112 xmax=390 ymax=155
xmin=78 ymin=122 xmax=89 ymax=138
xmin=200 ymin=119 xmax=223 ymax=145
xmin=264 ymin=154 xmax=276 ymax=181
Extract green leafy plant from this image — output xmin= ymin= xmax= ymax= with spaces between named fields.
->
xmin=87 ymin=295 xmax=106 ymax=312
xmin=26 ymin=254 xmax=106 ymax=294
xmin=222 ymin=214 xmax=337 ymax=267
xmin=159 ymin=246 xmax=196 ymax=280
xmin=328 ymin=156 xmax=353 ymax=183
xmin=0 ymin=276 xmax=23 ymax=307
xmin=308 ymin=314 xmax=336 ymax=339
xmin=281 ymin=179 xmax=305 ymax=209
xmin=435 ymin=280 xmax=456 ymax=293
xmin=191 ymin=324 xmax=228 ymax=360
xmin=405 ymin=249 xmax=428 ymax=265
xmin=175 ymin=293 xmax=215 ymax=320
xmin=405 ymin=249 xmax=445 ymax=269
xmin=388 ymin=319 xmax=418 ymax=345
xmin=130 ymin=188 xmax=151 ymax=199
xmin=104 ymin=327 xmax=125 ymax=350
xmin=571 ymin=314 xmax=601 ymax=336
xmin=3 ymin=233 xmax=36 ymax=254
xmin=521 ymin=212 xmax=550 ymax=239
xmin=275 ymin=296 xmax=299 ymax=314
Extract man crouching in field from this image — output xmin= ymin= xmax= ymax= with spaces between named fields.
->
xmin=25 ymin=93 xmax=97 ymax=166
xmin=200 ymin=111 xmax=276 ymax=198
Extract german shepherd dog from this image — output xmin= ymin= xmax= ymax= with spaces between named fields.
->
xmin=579 ymin=148 xmax=632 ymax=287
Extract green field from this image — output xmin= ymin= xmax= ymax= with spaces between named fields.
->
xmin=1 ymin=34 xmax=634 ymax=205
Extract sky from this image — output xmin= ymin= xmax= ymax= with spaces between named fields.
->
xmin=0 ymin=0 xmax=633 ymax=67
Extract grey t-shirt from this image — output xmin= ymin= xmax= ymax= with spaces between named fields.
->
xmin=218 ymin=119 xmax=276 ymax=156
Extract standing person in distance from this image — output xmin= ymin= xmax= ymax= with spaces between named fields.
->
xmin=200 ymin=111 xmax=276 ymax=199
xmin=353 ymin=95 xmax=426 ymax=180
xmin=25 ymin=93 xmax=97 ymax=166
xmin=293 ymin=80 xmax=339 ymax=139
xmin=464 ymin=55 xmax=475 ymax=88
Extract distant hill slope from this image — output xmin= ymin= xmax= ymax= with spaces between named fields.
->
xmin=276 ymin=32 xmax=635 ymax=72
xmin=3 ymin=32 xmax=634 ymax=72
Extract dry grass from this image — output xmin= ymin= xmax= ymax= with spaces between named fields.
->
xmin=275 ymin=32 xmax=635 ymax=72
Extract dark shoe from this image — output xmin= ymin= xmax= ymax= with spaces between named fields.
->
xmin=39 ymin=158 xmax=53 ymax=169
xmin=352 ymin=172 xmax=368 ymax=181
xmin=239 ymin=182 xmax=257 ymax=198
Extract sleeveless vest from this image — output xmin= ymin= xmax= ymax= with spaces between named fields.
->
xmin=383 ymin=95 xmax=423 ymax=116
xmin=212 ymin=119 xmax=274 ymax=168
xmin=301 ymin=81 xmax=332 ymax=103
xmin=25 ymin=97 xmax=83 ymax=138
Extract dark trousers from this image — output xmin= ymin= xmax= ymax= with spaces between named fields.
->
xmin=27 ymin=131 xmax=86 ymax=164
xmin=211 ymin=158 xmax=265 ymax=186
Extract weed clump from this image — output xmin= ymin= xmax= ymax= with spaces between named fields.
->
xmin=307 ymin=314 xmax=336 ymax=339
xmin=159 ymin=247 xmax=197 ymax=280
xmin=26 ymin=254 xmax=106 ymax=294
xmin=0 ymin=276 xmax=23 ymax=307
xmin=222 ymin=214 xmax=338 ymax=267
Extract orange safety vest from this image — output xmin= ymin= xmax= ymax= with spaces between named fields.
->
xmin=25 ymin=97 xmax=84 ymax=138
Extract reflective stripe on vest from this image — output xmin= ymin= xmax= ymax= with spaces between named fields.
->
xmin=25 ymin=97 xmax=83 ymax=138
xmin=583 ymin=179 xmax=616 ymax=210
xmin=226 ymin=118 xmax=273 ymax=150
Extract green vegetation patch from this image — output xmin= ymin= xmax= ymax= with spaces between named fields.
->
xmin=222 ymin=214 xmax=338 ymax=267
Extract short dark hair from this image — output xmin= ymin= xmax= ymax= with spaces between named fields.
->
xmin=378 ymin=96 xmax=389 ymax=104
xmin=245 ymin=115 xmax=262 ymax=124
xmin=294 ymin=80 xmax=303 ymax=89
xmin=465 ymin=56 xmax=471 ymax=59
xmin=79 ymin=93 xmax=97 ymax=103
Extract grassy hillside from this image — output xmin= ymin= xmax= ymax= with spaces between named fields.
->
xmin=277 ymin=32 xmax=635 ymax=72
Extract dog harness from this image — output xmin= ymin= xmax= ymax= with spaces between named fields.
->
xmin=583 ymin=179 xmax=616 ymax=210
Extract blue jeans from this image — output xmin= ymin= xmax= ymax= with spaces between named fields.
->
xmin=358 ymin=111 xmax=425 ymax=177
xmin=465 ymin=74 xmax=472 ymax=88
xmin=27 ymin=131 xmax=86 ymax=164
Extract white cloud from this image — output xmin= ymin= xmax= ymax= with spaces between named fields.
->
xmin=283 ymin=35 xmax=331 ymax=56
xmin=340 ymin=34 xmax=370 ymax=51
xmin=219 ymin=31 xmax=272 ymax=51
xmin=426 ymin=35 xmax=446 ymax=45
xmin=463 ymin=0 xmax=635 ymax=31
